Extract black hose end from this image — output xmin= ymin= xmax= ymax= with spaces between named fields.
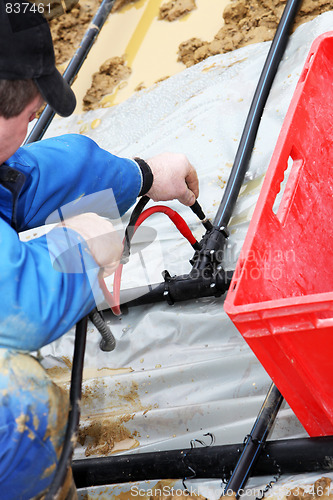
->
xmin=100 ymin=336 xmax=116 ymax=352
xmin=190 ymin=200 xmax=206 ymax=220
xmin=89 ymin=309 xmax=117 ymax=352
xmin=190 ymin=201 xmax=213 ymax=232
xmin=203 ymin=219 xmax=214 ymax=232
xmin=192 ymin=241 xmax=201 ymax=251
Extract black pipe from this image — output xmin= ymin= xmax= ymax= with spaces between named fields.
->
xmin=213 ymin=0 xmax=302 ymax=229
xmin=72 ymin=434 xmax=333 ymax=488
xmin=224 ymin=384 xmax=284 ymax=497
xmin=45 ymin=316 xmax=87 ymax=499
xmin=25 ymin=0 xmax=116 ymax=144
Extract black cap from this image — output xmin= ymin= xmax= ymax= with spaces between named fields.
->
xmin=0 ymin=0 xmax=76 ymax=117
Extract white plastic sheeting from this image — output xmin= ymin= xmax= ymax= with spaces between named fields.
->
xmin=25 ymin=10 xmax=333 ymax=498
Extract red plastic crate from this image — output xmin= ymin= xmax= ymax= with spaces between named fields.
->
xmin=224 ymin=32 xmax=333 ymax=437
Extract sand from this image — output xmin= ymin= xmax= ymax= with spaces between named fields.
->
xmin=159 ymin=0 xmax=197 ymax=21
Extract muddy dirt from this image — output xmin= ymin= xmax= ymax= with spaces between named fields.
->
xmin=46 ymin=363 xmax=145 ymax=457
xmin=159 ymin=0 xmax=197 ymax=21
xmin=49 ymin=0 xmax=99 ymax=66
xmin=49 ymin=0 xmax=137 ymax=66
xmin=78 ymin=378 xmax=150 ymax=457
xmin=78 ymin=415 xmax=139 ymax=456
xmin=82 ymin=56 xmax=132 ymax=110
xmin=112 ymin=0 xmax=138 ymax=10
xmin=178 ymin=0 xmax=333 ymax=67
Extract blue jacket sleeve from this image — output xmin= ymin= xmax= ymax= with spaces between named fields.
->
xmin=0 ymin=219 xmax=102 ymax=351
xmin=8 ymin=134 xmax=143 ymax=230
xmin=0 ymin=134 xmax=143 ymax=351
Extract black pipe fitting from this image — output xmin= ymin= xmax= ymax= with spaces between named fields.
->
xmin=190 ymin=226 xmax=229 ymax=273
xmin=118 ymin=267 xmax=233 ymax=308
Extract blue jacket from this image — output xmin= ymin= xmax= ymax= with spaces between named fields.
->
xmin=0 ymin=134 xmax=143 ymax=499
xmin=0 ymin=133 xmax=142 ymax=351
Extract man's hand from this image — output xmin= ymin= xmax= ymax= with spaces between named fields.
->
xmin=145 ymin=152 xmax=199 ymax=206
xmin=58 ymin=213 xmax=122 ymax=277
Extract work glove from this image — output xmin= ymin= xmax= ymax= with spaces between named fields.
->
xmin=145 ymin=152 xmax=199 ymax=206
xmin=57 ymin=212 xmax=122 ymax=278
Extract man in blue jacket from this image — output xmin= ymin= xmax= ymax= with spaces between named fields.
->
xmin=0 ymin=2 xmax=199 ymax=498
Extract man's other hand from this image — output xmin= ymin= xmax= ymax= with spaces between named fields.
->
xmin=58 ymin=213 xmax=122 ymax=277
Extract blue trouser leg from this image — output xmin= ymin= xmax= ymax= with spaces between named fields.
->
xmin=0 ymin=349 xmax=69 ymax=500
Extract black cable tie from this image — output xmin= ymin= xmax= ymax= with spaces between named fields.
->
xmin=182 ymin=466 xmax=197 ymax=493
xmin=162 ymin=270 xmax=174 ymax=305
xmin=255 ymin=451 xmax=282 ymax=499
xmin=183 ymin=433 xmax=216 ymax=493
xmin=203 ymin=432 xmax=216 ymax=446
xmin=243 ymin=434 xmax=252 ymax=444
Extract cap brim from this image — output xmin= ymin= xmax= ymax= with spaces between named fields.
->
xmin=34 ymin=67 xmax=76 ymax=117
